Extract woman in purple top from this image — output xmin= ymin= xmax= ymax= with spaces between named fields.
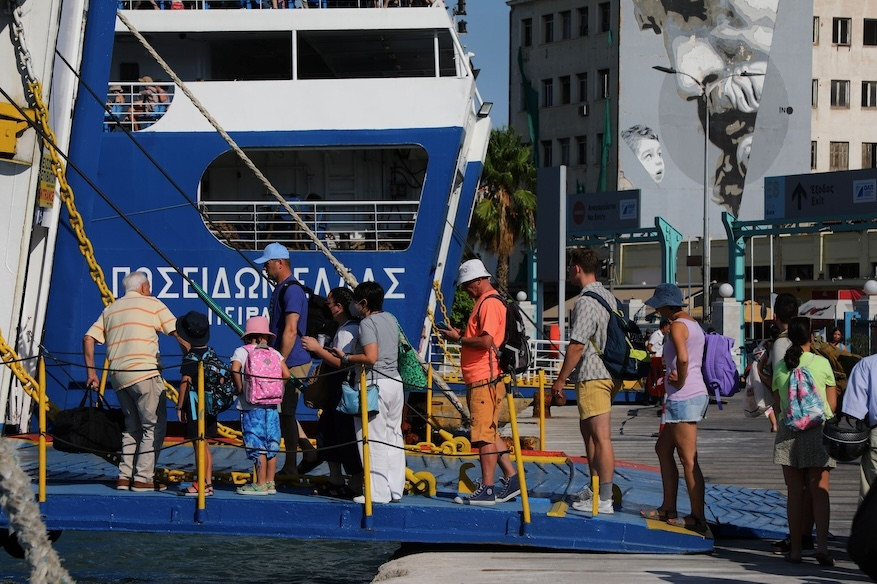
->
xmin=640 ymin=283 xmax=710 ymax=535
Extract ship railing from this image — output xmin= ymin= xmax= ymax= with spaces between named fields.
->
xmin=426 ymin=337 xmax=567 ymax=382
xmin=117 ymin=1 xmax=443 ymax=10
xmin=200 ymin=199 xmax=418 ymax=251
xmin=103 ymin=82 xmax=175 ymax=133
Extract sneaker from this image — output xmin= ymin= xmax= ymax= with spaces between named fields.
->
xmin=453 ymin=482 xmax=495 ymax=506
xmin=496 ymin=474 xmax=521 ymax=503
xmin=115 ymin=478 xmax=131 ymax=490
xmin=236 ymin=483 xmax=272 ymax=496
xmin=130 ymin=481 xmax=167 ymax=492
xmin=572 ymin=496 xmax=614 ymax=515
xmin=569 ymin=485 xmax=592 ymax=503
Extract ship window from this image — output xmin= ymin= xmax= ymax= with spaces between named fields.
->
xmin=112 ymin=29 xmax=456 ymax=81
xmin=297 ymin=29 xmax=456 ymax=79
xmin=199 ymin=146 xmax=427 ymax=252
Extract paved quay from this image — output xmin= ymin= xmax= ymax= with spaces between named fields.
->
xmin=373 ymin=397 xmax=871 ymax=583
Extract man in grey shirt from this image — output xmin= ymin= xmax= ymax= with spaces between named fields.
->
xmin=550 ymin=248 xmax=623 ymax=514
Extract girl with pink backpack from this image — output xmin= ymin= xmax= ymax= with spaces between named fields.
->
xmin=231 ymin=316 xmax=290 ymax=496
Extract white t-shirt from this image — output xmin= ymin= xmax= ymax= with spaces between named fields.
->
xmin=648 ymin=329 xmax=665 ymax=357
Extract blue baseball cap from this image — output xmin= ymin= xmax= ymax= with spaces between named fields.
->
xmin=645 ymin=283 xmax=686 ymax=309
xmin=254 ymin=242 xmax=289 ymax=264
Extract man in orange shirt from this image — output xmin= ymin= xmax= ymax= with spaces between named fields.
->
xmin=83 ymin=271 xmax=177 ymax=492
xmin=440 ymin=259 xmax=519 ymax=506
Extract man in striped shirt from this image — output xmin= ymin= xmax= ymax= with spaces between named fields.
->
xmin=83 ymin=271 xmax=177 ymax=492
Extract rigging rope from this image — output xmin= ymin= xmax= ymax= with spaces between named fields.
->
xmin=0 ymin=438 xmax=74 ymax=583
xmin=115 ymin=11 xmax=468 ymax=419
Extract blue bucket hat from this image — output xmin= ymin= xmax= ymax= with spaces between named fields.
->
xmin=254 ymin=242 xmax=289 ymax=264
xmin=645 ymin=283 xmax=685 ymax=309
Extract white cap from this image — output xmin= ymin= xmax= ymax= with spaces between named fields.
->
xmin=457 ymin=259 xmax=491 ymax=285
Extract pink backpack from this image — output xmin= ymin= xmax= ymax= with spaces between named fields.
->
xmin=243 ymin=344 xmax=284 ymax=405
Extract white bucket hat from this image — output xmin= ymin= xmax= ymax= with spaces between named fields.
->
xmin=457 ymin=259 xmax=491 ymax=285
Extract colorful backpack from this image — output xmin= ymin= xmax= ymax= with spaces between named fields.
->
xmin=702 ymin=332 xmax=741 ymax=410
xmin=784 ymin=365 xmax=825 ymax=431
xmin=184 ymin=348 xmax=236 ymax=416
xmin=243 ymin=344 xmax=285 ymax=405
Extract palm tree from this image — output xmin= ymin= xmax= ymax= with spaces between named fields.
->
xmin=469 ymin=126 xmax=537 ymax=291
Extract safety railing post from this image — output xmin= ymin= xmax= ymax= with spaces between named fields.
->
xmin=505 ymin=391 xmax=531 ymax=530
xmin=196 ymin=361 xmax=206 ymax=520
xmin=38 ymin=355 xmax=46 ymax=503
xmin=359 ymin=368 xmax=373 ymax=525
xmin=425 ymin=366 xmax=433 ymax=446
xmin=538 ymin=370 xmax=546 ymax=451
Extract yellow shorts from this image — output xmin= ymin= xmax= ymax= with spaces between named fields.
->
xmin=466 ymin=378 xmax=506 ymax=445
xmin=575 ymin=378 xmax=623 ymax=420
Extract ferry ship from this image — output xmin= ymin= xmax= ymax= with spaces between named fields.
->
xmin=0 ymin=0 xmax=490 ymax=423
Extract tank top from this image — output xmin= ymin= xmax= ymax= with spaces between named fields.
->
xmin=663 ymin=318 xmax=708 ymax=401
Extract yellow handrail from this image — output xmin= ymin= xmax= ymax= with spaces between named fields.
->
xmin=196 ymin=361 xmax=206 ymax=515
xmin=38 ymin=356 xmax=47 ymax=503
xmin=425 ymin=366 xmax=433 ymax=446
xmin=505 ymin=392 xmax=530 ymax=527
xmin=538 ymin=370 xmax=546 ymax=451
xmin=359 ymin=368 xmax=373 ymax=522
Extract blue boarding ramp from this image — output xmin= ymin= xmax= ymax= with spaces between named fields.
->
xmin=2 ymin=439 xmax=788 ymax=554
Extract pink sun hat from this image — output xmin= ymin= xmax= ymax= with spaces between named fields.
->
xmin=242 ymin=316 xmax=275 ymax=340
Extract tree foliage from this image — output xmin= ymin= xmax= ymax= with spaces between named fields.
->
xmin=469 ymin=126 xmax=537 ymax=291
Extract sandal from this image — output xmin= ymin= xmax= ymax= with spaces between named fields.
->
xmin=784 ymin=553 xmax=803 ymax=564
xmin=666 ymin=515 xmax=711 ymax=536
xmin=314 ymin=482 xmax=356 ymax=499
xmin=180 ymin=483 xmax=213 ymax=497
xmin=640 ymin=508 xmax=677 ymax=521
xmin=814 ymin=552 xmax=835 ymax=567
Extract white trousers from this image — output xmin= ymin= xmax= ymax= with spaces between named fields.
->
xmin=355 ymin=377 xmax=405 ymax=503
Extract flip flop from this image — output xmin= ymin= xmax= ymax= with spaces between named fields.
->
xmin=180 ymin=483 xmax=213 ymax=497
xmin=666 ymin=515 xmax=710 ymax=535
xmin=640 ymin=508 xmax=677 ymax=521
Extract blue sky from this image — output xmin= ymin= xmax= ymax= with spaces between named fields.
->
xmin=457 ymin=1 xmax=510 ymax=127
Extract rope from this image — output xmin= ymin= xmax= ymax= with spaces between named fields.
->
xmin=114 ymin=11 xmax=476 ymax=422
xmin=116 ymin=10 xmax=358 ymax=290
xmin=0 ymin=438 xmax=74 ymax=583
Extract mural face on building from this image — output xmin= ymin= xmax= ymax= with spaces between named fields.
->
xmin=622 ymin=124 xmax=665 ymax=184
xmin=620 ymin=0 xmax=809 ymax=237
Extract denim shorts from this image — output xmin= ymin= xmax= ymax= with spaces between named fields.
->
xmin=663 ymin=394 xmax=709 ymax=423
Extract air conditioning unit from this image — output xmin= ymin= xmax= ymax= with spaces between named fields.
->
xmin=580 ymin=103 xmax=589 ymax=117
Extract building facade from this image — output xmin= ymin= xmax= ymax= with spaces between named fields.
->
xmin=509 ymin=0 xmax=877 ymax=321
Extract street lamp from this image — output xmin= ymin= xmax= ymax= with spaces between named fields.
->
xmin=651 ymin=65 xmax=764 ymax=321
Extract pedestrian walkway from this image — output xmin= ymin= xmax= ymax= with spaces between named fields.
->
xmin=373 ymin=399 xmax=870 ymax=583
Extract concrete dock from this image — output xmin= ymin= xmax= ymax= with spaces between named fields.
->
xmin=373 ymin=398 xmax=871 ymax=583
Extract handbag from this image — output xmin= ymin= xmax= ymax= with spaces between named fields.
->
xmin=337 ymin=380 xmax=379 ymax=415
xmin=393 ymin=315 xmax=427 ymax=391
xmin=51 ymin=389 xmax=124 ymax=454
xmin=302 ymin=363 xmax=331 ymax=410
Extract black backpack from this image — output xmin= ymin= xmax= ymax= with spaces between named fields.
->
xmin=277 ymin=280 xmax=338 ymax=339
xmin=482 ymin=294 xmax=533 ymax=375
xmin=582 ymin=291 xmax=651 ymax=381
xmin=185 ymin=348 xmax=236 ymax=416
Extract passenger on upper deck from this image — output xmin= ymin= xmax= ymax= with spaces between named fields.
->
xmin=105 ymin=85 xmax=132 ymax=132
xmin=133 ymin=76 xmax=169 ymax=130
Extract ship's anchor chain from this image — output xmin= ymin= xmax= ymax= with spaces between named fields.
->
xmin=2 ymin=5 xmax=75 ymax=582
xmin=428 ymin=281 xmax=461 ymax=374
xmin=7 ymin=5 xmax=247 ymax=442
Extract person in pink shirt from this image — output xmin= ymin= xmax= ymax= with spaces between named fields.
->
xmin=640 ymin=283 xmax=710 ymax=535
